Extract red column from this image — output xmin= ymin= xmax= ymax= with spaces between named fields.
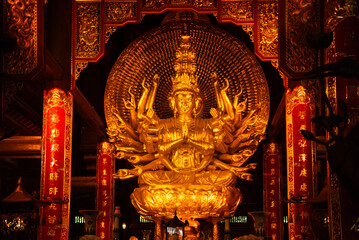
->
xmin=286 ymin=86 xmax=316 ymax=240
xmin=263 ymin=142 xmax=283 ymax=240
xmin=39 ymin=88 xmax=73 ymax=240
xmin=96 ymin=141 xmax=115 ymax=240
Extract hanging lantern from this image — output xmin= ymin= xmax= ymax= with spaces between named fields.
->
xmin=165 ymin=213 xmax=186 ymax=240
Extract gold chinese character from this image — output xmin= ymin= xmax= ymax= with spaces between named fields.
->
xmin=270 ymin=158 xmax=275 ymax=165
xmin=270 ymin=201 xmax=275 ymax=208
xmin=100 ymin=232 xmax=105 ymax=239
xmin=271 ymin=223 xmax=277 ymax=229
xmin=102 ymin=157 xmax=107 ymax=164
xmin=48 ymin=215 xmax=57 ymax=224
xmin=103 ymin=169 xmax=107 ymax=176
xmin=50 ymin=158 xmax=59 ymax=167
xmin=51 ymin=143 xmax=60 ymax=152
xmin=270 ymin=179 xmax=276 ymax=185
xmin=301 ymin=225 xmax=309 ymax=233
xmin=270 ymin=168 xmax=276 ymax=175
xmin=51 ymin=114 xmax=60 ymax=123
xmin=101 ymin=221 xmax=105 ymax=228
xmin=102 ymin=179 xmax=107 ymax=186
xmin=50 ymin=128 xmax=60 ymax=138
xmin=300 ymin=125 xmax=306 ymax=130
xmin=49 ymin=172 xmax=59 ymax=181
xmin=300 ymin=211 xmax=309 ymax=219
xmin=298 ymin=111 xmax=306 ymax=120
xmin=270 ymin=189 xmax=275 ymax=195
xmin=49 ymin=203 xmax=57 ymax=210
xmin=47 ymin=229 xmax=56 ymax=236
xmin=49 ymin=187 xmax=58 ymax=195
xmin=298 ymin=154 xmax=307 ymax=162
xmin=300 ymin=183 xmax=308 ymax=192
xmin=102 ymin=190 xmax=108 ymax=197
xmin=299 ymin=168 xmax=307 ymax=177
xmin=298 ymin=139 xmax=307 ymax=148
xmin=102 ymin=200 xmax=107 ymax=207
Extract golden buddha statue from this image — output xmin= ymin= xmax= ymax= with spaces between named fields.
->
xmin=108 ymin=32 xmax=265 ymax=219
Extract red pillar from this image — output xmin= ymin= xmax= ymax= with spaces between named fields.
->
xmin=263 ymin=142 xmax=283 ymax=240
xmin=39 ymin=88 xmax=73 ymax=240
xmin=286 ymin=86 xmax=316 ymax=240
xmin=96 ymin=141 xmax=115 ymax=240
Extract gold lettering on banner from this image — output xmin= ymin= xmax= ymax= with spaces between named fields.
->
xmin=299 ymin=168 xmax=307 ymax=177
xmin=298 ymin=154 xmax=307 ymax=162
xmin=49 ymin=172 xmax=59 ymax=181
xmin=300 ymin=183 xmax=308 ymax=192
xmin=51 ymin=114 xmax=60 ymax=123
xmin=50 ymin=158 xmax=58 ymax=167
xmin=298 ymin=139 xmax=307 ymax=148
xmin=47 ymin=229 xmax=56 ymax=236
xmin=48 ymin=215 xmax=57 ymax=224
xmin=51 ymin=144 xmax=60 ymax=152
xmin=51 ymin=129 xmax=60 ymax=138
xmin=49 ymin=203 xmax=57 ymax=210
xmin=49 ymin=187 xmax=58 ymax=195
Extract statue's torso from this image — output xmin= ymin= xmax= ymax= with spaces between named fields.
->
xmin=159 ymin=118 xmax=214 ymax=169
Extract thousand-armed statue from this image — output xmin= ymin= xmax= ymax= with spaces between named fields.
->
xmin=104 ymin=22 xmax=269 ymax=220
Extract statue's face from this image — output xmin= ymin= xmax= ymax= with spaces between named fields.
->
xmin=174 ymin=91 xmax=195 ymax=116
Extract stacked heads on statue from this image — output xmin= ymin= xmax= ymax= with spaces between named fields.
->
xmin=106 ymin=28 xmax=267 ymax=221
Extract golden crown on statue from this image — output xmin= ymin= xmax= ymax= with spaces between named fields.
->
xmin=172 ymin=34 xmax=199 ymax=93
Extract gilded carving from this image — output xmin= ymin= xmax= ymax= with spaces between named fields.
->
xmin=143 ymin=0 xmax=215 ymax=8
xmin=286 ymin=0 xmax=318 ymax=72
xmin=242 ymin=24 xmax=254 ymax=42
xmin=143 ymin=0 xmax=168 ymax=8
xmin=286 ymin=86 xmax=314 ymax=115
xmin=105 ymin=26 xmax=117 ymax=44
xmin=325 ymin=38 xmax=343 ymax=240
xmin=258 ymin=2 xmax=278 ymax=57
xmin=221 ymin=1 xmax=253 ymax=21
xmin=75 ymin=61 xmax=88 ymax=81
xmin=4 ymin=0 xmax=37 ymax=74
xmin=76 ymin=2 xmax=101 ymax=58
xmin=105 ymin=2 xmax=136 ymax=22
xmin=98 ymin=141 xmax=115 ymax=155
xmin=326 ymin=0 xmax=358 ymax=32
xmin=192 ymin=0 xmax=215 ymax=8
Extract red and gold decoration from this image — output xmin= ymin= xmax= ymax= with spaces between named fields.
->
xmin=263 ymin=142 xmax=283 ymax=240
xmin=2 ymin=0 xmax=44 ymax=78
xmin=71 ymin=0 xmax=280 ymax=87
xmin=96 ymin=142 xmax=115 ymax=240
xmin=286 ymin=86 xmax=316 ymax=240
xmin=39 ymin=88 xmax=73 ymax=240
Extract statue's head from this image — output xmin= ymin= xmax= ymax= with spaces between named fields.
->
xmin=169 ymin=34 xmax=202 ymax=117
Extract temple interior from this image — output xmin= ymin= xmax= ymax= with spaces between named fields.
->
xmin=0 ymin=1 xmax=358 ymax=240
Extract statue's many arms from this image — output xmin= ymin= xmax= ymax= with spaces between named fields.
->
xmin=109 ymin=34 xmax=264 ymax=187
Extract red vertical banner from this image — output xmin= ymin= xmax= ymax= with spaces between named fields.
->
xmin=286 ymin=86 xmax=316 ymax=240
xmin=96 ymin=142 xmax=115 ymax=240
xmin=39 ymin=88 xmax=73 ymax=240
xmin=263 ymin=142 xmax=283 ymax=240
